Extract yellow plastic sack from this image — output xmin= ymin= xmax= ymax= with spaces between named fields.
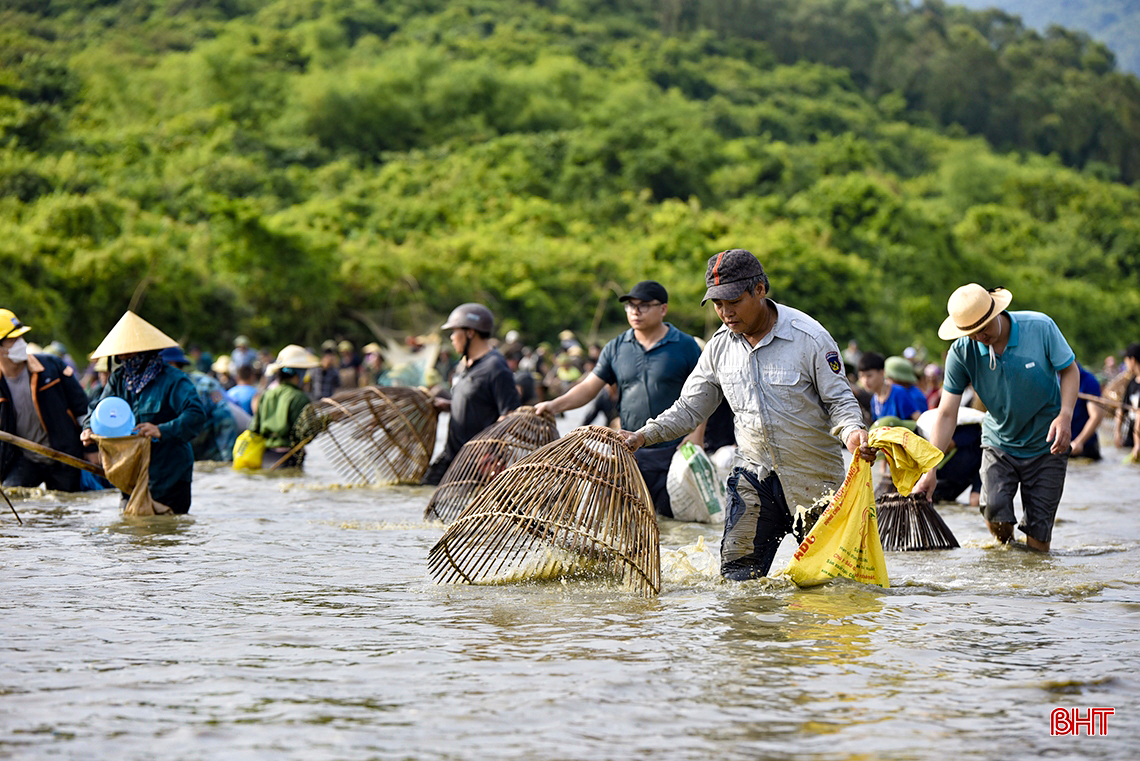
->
xmin=783 ymin=426 xmax=945 ymax=588
xmin=783 ymin=456 xmax=888 ymax=588
xmin=867 ymin=426 xmax=944 ymax=496
xmin=233 ymin=429 xmax=266 ymax=471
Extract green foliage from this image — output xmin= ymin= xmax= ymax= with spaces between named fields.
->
xmin=954 ymin=0 xmax=1140 ymax=77
xmin=1 ymin=0 xmax=1139 ymax=370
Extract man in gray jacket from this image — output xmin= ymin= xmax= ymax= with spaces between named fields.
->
xmin=621 ymin=250 xmax=873 ymax=580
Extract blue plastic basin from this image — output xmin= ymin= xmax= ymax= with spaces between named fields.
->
xmin=91 ymin=396 xmax=136 ymax=438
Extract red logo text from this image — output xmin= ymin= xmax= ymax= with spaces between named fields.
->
xmin=1051 ymin=707 xmax=1113 ymax=736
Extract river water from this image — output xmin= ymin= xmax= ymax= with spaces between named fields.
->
xmin=2 ymin=413 xmax=1137 ymax=760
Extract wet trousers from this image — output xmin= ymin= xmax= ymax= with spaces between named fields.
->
xmin=3 ymin=453 xmax=81 ymax=492
xmin=720 ymin=468 xmax=793 ymax=580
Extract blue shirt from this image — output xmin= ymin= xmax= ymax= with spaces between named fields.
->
xmin=906 ymin=384 xmax=929 ymax=413
xmin=943 ymin=311 xmax=1075 ymax=457
xmin=871 ymin=383 xmax=924 ymax=421
xmin=226 ymin=384 xmax=257 ymax=415
xmin=592 ymin=323 xmax=701 ymax=448
xmin=189 ymin=371 xmax=238 ymax=461
xmin=1071 ymin=363 xmax=1101 ymax=444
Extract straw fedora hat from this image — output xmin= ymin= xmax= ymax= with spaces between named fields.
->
xmin=938 ymin=284 xmax=1013 ymax=340
xmin=89 ymin=311 xmax=179 ymax=359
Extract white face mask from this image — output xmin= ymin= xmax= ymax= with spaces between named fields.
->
xmin=4 ymin=338 xmax=28 ymax=363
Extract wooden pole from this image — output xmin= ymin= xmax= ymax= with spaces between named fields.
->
xmin=266 ymin=435 xmax=317 ymax=472
xmin=1078 ymin=392 xmax=1139 ymax=413
xmin=0 ymin=483 xmax=22 ymax=524
xmin=0 ymin=429 xmax=105 ymax=477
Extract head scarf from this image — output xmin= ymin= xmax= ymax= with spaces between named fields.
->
xmin=122 ymin=351 xmax=164 ymax=393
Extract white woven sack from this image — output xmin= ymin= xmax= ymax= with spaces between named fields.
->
xmin=666 ymin=442 xmax=726 ymax=523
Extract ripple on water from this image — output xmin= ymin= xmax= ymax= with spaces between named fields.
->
xmin=1 ymin=444 xmax=1139 ymax=760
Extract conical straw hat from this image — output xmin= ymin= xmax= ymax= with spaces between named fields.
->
xmin=89 ymin=311 xmax=179 ymax=359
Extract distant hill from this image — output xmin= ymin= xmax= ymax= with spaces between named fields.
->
xmin=954 ymin=0 xmax=1140 ymax=74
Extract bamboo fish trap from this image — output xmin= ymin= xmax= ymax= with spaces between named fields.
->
xmin=424 ymin=407 xmax=560 ymax=523
xmin=310 ymin=386 xmax=438 ymax=485
xmin=427 ymin=426 xmax=661 ymax=597
xmin=876 ymin=493 xmax=959 ymax=551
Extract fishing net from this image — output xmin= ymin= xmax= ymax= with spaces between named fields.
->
xmin=95 ymin=435 xmax=171 ymax=516
xmin=1103 ymin=371 xmax=1133 ymax=405
xmin=427 ymin=426 xmax=661 ymax=597
xmin=423 ymin=406 xmax=560 ymax=523
xmin=876 ymin=493 xmax=959 ymax=551
xmin=309 ymin=386 xmax=438 ymax=485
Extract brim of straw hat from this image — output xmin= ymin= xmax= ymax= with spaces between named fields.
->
xmin=89 ymin=311 xmax=178 ymax=359
xmin=938 ymin=287 xmax=1013 ymax=340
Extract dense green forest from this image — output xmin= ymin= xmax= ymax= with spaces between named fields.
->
xmin=954 ymin=0 xmax=1140 ymax=77
xmin=3 ymin=0 xmax=1140 ymax=367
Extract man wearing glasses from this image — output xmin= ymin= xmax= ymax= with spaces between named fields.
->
xmin=535 ymin=281 xmax=702 ymax=517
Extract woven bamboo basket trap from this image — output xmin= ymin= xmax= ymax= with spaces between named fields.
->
xmin=310 ymin=386 xmax=438 ymax=485
xmin=424 ymin=406 xmax=560 ymax=523
xmin=427 ymin=426 xmax=661 ymax=597
xmin=876 ymin=492 xmax=959 ymax=551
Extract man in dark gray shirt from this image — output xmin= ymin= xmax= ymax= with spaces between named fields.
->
xmin=535 ymin=281 xmax=702 ymax=517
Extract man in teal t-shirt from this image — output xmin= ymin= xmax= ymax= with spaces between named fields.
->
xmin=916 ymin=284 xmax=1078 ymax=551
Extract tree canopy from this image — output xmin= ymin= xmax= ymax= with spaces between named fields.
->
xmin=2 ymin=0 xmax=1139 ymax=366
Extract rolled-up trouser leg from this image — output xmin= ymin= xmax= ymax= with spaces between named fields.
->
xmin=720 ymin=468 xmax=793 ymax=580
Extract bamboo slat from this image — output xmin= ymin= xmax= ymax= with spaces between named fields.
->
xmin=0 ymin=429 xmax=105 ymax=477
xmin=310 ymin=386 xmax=438 ymax=485
xmin=428 ymin=426 xmax=661 ymax=596
xmin=1078 ymin=391 xmax=1139 ymax=412
xmin=876 ymin=493 xmax=959 ymax=551
xmin=424 ymin=407 xmax=559 ymax=523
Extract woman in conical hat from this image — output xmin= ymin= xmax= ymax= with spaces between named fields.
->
xmin=82 ymin=311 xmax=207 ymax=514
xmin=247 ymin=344 xmax=320 ymax=470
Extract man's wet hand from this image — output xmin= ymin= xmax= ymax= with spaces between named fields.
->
xmin=914 ymin=469 xmax=937 ymax=501
xmin=619 ymin=430 xmax=645 ymax=452
xmin=846 ymin=429 xmax=876 ymax=461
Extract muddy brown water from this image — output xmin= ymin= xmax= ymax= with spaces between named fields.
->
xmin=1 ymin=414 xmax=1137 ymax=760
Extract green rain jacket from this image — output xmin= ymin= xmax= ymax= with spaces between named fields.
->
xmin=250 ymin=382 xmax=311 ymax=449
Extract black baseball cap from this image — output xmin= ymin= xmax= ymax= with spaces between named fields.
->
xmin=619 ymin=280 xmax=669 ymax=304
xmin=702 ymin=249 xmax=767 ymax=305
